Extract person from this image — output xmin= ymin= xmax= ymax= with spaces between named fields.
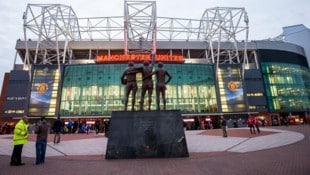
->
xmin=233 ymin=120 xmax=238 ymax=128
xmin=53 ymin=116 xmax=63 ymax=144
xmin=247 ymin=116 xmax=256 ymax=134
xmin=1 ymin=122 xmax=9 ymax=134
xmin=95 ymin=120 xmax=102 ymax=134
xmin=283 ymin=117 xmax=289 ymax=126
xmin=121 ymin=61 xmax=140 ymax=111
xmin=261 ymin=119 xmax=266 ymax=127
xmin=139 ymin=60 xmax=154 ymax=110
xmin=104 ymin=120 xmax=110 ymax=137
xmin=10 ymin=116 xmax=29 ymax=166
xmin=220 ymin=116 xmax=227 ymax=137
xmin=85 ymin=124 xmax=90 ymax=134
xmin=148 ymin=62 xmax=172 ymax=110
xmin=194 ymin=117 xmax=200 ymax=130
xmin=35 ymin=117 xmax=49 ymax=165
xmin=254 ymin=118 xmax=261 ymax=133
xmin=73 ymin=121 xmax=78 ymax=134
xmin=67 ymin=119 xmax=73 ymax=134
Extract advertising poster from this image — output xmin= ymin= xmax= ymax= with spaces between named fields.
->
xmin=28 ymin=65 xmax=59 ymax=116
xmin=218 ymin=66 xmax=246 ymax=112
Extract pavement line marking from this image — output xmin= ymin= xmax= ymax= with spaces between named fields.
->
xmin=225 ymin=137 xmax=251 ymax=152
xmin=47 ymin=144 xmax=67 ymax=156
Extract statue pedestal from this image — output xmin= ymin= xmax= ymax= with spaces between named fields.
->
xmin=105 ymin=110 xmax=189 ymax=159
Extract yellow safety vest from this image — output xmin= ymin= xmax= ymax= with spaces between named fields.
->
xmin=13 ymin=120 xmax=29 ymax=145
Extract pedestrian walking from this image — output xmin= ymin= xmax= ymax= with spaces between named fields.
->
xmin=35 ymin=117 xmax=49 ymax=165
xmin=254 ymin=118 xmax=261 ymax=133
xmin=10 ymin=116 xmax=29 ymax=166
xmin=220 ymin=116 xmax=227 ymax=137
xmin=248 ymin=116 xmax=256 ymax=134
xmin=53 ymin=116 xmax=63 ymax=144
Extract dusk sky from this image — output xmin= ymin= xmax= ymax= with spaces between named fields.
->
xmin=0 ymin=0 xmax=310 ymax=91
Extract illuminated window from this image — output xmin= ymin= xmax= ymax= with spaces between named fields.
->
xmin=60 ymin=64 xmax=217 ymax=116
xmin=262 ymin=62 xmax=310 ymax=111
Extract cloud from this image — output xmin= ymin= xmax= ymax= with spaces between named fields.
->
xmin=0 ymin=0 xmax=310 ymax=91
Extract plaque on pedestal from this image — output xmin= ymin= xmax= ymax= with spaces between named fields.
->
xmin=105 ymin=110 xmax=188 ymax=159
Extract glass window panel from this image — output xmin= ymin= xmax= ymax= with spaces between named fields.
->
xmin=60 ymin=64 xmax=217 ymax=115
xmin=262 ymin=62 xmax=310 ymax=111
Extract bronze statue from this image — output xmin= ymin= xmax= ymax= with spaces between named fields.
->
xmin=121 ymin=61 xmax=139 ymax=111
xmin=149 ymin=62 xmax=172 ymax=110
xmin=139 ymin=60 xmax=154 ymax=110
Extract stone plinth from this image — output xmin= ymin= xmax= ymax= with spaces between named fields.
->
xmin=105 ymin=110 xmax=189 ymax=159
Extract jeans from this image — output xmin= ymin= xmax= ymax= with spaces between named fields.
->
xmin=35 ymin=140 xmax=47 ymax=164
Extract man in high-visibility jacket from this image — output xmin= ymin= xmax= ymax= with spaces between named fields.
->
xmin=10 ymin=116 xmax=29 ymax=166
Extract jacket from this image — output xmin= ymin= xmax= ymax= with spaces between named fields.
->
xmin=36 ymin=120 xmax=49 ymax=141
xmin=53 ymin=119 xmax=63 ymax=133
xmin=13 ymin=119 xmax=29 ymax=145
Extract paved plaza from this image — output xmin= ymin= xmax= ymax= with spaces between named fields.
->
xmin=0 ymin=125 xmax=309 ymax=175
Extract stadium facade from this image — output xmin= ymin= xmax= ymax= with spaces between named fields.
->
xmin=1 ymin=2 xmax=310 ymax=129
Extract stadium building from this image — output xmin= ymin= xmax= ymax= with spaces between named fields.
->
xmin=1 ymin=1 xmax=310 ymax=130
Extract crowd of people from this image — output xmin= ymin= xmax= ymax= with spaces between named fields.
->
xmin=8 ymin=115 xmax=110 ymax=166
xmin=3 ymin=113 xmax=307 ymax=167
xmin=57 ymin=119 xmax=109 ymax=135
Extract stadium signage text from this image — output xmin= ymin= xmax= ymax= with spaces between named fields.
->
xmin=96 ymin=54 xmax=184 ymax=63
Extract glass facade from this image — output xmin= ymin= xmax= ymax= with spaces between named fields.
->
xmin=261 ymin=62 xmax=310 ymax=112
xmin=60 ymin=63 xmax=217 ymax=116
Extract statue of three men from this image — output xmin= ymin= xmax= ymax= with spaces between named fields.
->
xmin=121 ymin=61 xmax=172 ymax=111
